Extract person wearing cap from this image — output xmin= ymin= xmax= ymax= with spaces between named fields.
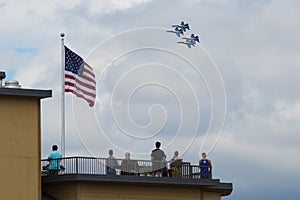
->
xmin=199 ymin=152 xmax=212 ymax=179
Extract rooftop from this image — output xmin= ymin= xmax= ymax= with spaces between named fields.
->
xmin=0 ymin=87 xmax=52 ymax=98
xmin=42 ymin=156 xmax=233 ymax=196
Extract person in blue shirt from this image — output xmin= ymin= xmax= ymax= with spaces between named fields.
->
xmin=199 ymin=152 xmax=212 ymax=179
xmin=47 ymin=145 xmax=62 ymax=175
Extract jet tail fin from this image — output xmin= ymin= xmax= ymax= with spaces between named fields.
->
xmin=186 ymin=23 xmax=190 ymax=30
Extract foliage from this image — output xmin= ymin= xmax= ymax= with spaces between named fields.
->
xmin=139 ymin=166 xmax=152 ymax=175
xmin=171 ymin=167 xmax=182 ymax=178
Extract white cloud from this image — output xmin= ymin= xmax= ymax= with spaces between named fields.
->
xmin=87 ymin=0 xmax=152 ymax=15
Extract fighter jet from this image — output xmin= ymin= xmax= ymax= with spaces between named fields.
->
xmin=166 ymin=26 xmax=184 ymax=37
xmin=172 ymin=21 xmax=190 ymax=32
xmin=182 ymin=33 xmax=200 ymax=43
xmin=178 ymin=33 xmax=200 ymax=48
xmin=177 ymin=40 xmax=196 ymax=48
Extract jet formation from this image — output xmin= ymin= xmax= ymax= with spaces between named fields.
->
xmin=167 ymin=21 xmax=200 ymax=48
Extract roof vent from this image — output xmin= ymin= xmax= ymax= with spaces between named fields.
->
xmin=5 ymin=80 xmax=21 ymax=88
xmin=0 ymin=71 xmax=6 ymax=87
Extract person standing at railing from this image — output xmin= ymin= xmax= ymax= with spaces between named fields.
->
xmin=169 ymin=151 xmax=183 ymax=177
xmin=47 ymin=145 xmax=62 ymax=175
xmin=170 ymin=150 xmax=182 ymax=162
xmin=120 ymin=152 xmax=139 ymax=176
xmin=106 ymin=149 xmax=118 ymax=175
xmin=151 ymin=141 xmax=166 ymax=177
xmin=199 ymin=152 xmax=212 ymax=179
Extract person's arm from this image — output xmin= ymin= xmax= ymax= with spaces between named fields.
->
xmin=162 ymin=151 xmax=166 ymax=161
xmin=151 ymin=151 xmax=154 ymax=161
xmin=114 ymin=159 xmax=119 ymax=169
xmin=47 ymin=153 xmax=52 ymax=161
xmin=134 ymin=160 xmax=139 ymax=172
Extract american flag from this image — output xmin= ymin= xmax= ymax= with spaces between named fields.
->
xmin=64 ymin=46 xmax=96 ymax=107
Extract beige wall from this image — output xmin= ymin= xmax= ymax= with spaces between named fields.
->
xmin=202 ymin=192 xmax=221 ymax=200
xmin=0 ymin=96 xmax=41 ymax=200
xmin=43 ymin=182 xmax=78 ymax=200
xmin=43 ymin=181 xmax=224 ymax=200
xmin=79 ymin=183 xmax=201 ymax=200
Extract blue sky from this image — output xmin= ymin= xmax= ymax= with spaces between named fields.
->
xmin=1 ymin=0 xmax=300 ymax=199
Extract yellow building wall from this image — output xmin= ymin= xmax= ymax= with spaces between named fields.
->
xmin=43 ymin=182 xmax=78 ymax=200
xmin=44 ymin=181 xmax=224 ymax=200
xmin=79 ymin=183 xmax=201 ymax=200
xmin=0 ymin=96 xmax=41 ymax=200
xmin=202 ymin=192 xmax=221 ymax=200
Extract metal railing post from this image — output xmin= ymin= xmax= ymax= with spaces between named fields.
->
xmin=189 ymin=165 xmax=193 ymax=178
xmin=76 ymin=157 xmax=79 ymax=175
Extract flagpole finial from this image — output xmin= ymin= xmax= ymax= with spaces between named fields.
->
xmin=60 ymin=33 xmax=65 ymax=38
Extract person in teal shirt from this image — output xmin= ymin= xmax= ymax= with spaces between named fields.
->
xmin=47 ymin=145 xmax=62 ymax=175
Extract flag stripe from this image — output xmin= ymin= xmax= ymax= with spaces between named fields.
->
xmin=65 ymin=72 xmax=96 ymax=91
xmin=65 ymin=89 xmax=94 ymax=106
xmin=80 ymin=73 xmax=96 ymax=85
xmin=65 ymin=75 xmax=96 ymax=98
xmin=65 ymin=86 xmax=96 ymax=101
xmin=64 ymin=46 xmax=96 ymax=107
xmin=65 ymin=80 xmax=96 ymax=96
xmin=83 ymin=62 xmax=96 ymax=78
xmin=65 ymin=84 xmax=96 ymax=103
xmin=65 ymin=80 xmax=96 ymax=99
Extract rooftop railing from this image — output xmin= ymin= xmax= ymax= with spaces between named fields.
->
xmin=41 ymin=156 xmax=212 ymax=179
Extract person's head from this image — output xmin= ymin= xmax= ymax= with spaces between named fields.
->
xmin=155 ymin=141 xmax=161 ymax=148
xmin=202 ymin=152 xmax=206 ymax=159
xmin=108 ymin=149 xmax=113 ymax=156
xmin=52 ymin=145 xmax=58 ymax=151
xmin=174 ymin=151 xmax=179 ymax=157
xmin=125 ymin=152 xmax=130 ymax=160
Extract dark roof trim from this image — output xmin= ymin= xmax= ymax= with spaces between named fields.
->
xmin=0 ymin=88 xmax=52 ymax=99
xmin=43 ymin=174 xmax=219 ymax=186
xmin=42 ymin=174 xmax=233 ymax=196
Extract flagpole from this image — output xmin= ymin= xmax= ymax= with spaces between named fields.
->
xmin=60 ymin=33 xmax=66 ymax=159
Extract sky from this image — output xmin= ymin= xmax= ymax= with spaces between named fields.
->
xmin=1 ymin=0 xmax=300 ymax=199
